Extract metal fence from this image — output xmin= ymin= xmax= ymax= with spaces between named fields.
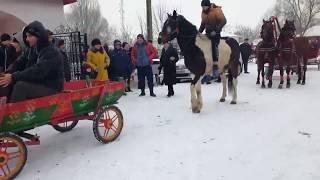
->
xmin=53 ymin=32 xmax=88 ymax=80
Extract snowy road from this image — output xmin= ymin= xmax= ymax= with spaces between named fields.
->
xmin=17 ymin=64 xmax=320 ymax=180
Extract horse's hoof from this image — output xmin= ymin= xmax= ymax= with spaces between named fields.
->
xmin=256 ymin=81 xmax=260 ymax=85
xmin=261 ymin=84 xmax=266 ymax=88
xmin=278 ymin=84 xmax=283 ymax=89
xmin=230 ymin=101 xmax=237 ymax=105
xmin=192 ymin=109 xmax=201 ymax=113
xmin=286 ymin=84 xmax=291 ymax=88
xmin=302 ymin=81 xmax=305 ymax=85
xmin=220 ymin=98 xmax=226 ymax=102
xmin=268 ymin=83 xmax=272 ymax=88
xmin=297 ymin=80 xmax=301 ymax=84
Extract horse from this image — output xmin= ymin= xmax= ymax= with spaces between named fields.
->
xmin=256 ymin=19 xmax=278 ymax=88
xmin=278 ymin=20 xmax=317 ymax=85
xmin=276 ymin=19 xmax=297 ymax=89
xmin=157 ymin=10 xmax=241 ymax=113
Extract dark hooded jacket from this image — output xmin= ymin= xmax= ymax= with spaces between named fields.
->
xmin=8 ymin=21 xmax=64 ymax=91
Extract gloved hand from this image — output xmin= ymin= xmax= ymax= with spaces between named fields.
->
xmin=210 ymin=31 xmax=216 ymax=37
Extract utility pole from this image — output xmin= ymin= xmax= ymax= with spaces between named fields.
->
xmin=146 ymin=0 xmax=153 ymax=41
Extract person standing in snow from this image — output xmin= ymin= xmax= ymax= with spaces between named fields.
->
xmin=86 ymin=38 xmax=111 ymax=81
xmin=239 ymin=38 xmax=253 ymax=73
xmin=158 ymin=42 xmax=179 ymax=97
xmin=122 ymin=42 xmax=134 ymax=92
xmin=131 ymin=34 xmax=158 ymax=97
xmin=109 ymin=40 xmax=131 ymax=84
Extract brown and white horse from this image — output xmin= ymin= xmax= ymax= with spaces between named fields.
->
xmin=158 ymin=11 xmax=241 ymax=113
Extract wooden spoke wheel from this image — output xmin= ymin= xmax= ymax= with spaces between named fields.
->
xmin=93 ymin=106 xmax=124 ymax=144
xmin=52 ymin=120 xmax=79 ymax=133
xmin=0 ymin=133 xmax=27 ymax=180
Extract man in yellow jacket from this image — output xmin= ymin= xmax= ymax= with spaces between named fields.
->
xmin=86 ymin=38 xmax=110 ymax=81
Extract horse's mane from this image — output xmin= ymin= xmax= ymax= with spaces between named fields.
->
xmin=177 ymin=15 xmax=198 ymax=35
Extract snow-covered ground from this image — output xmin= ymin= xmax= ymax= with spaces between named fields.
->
xmin=18 ymin=63 xmax=320 ymax=180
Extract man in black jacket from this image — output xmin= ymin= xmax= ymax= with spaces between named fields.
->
xmin=239 ymin=38 xmax=253 ymax=73
xmin=0 ymin=21 xmax=64 ymax=103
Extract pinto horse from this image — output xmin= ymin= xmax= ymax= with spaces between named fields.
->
xmin=158 ymin=11 xmax=241 ymax=113
xmin=256 ymin=19 xmax=278 ymax=88
xmin=276 ymin=20 xmax=297 ymax=88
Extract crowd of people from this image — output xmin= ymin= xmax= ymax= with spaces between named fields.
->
xmin=0 ymin=21 xmax=182 ymax=103
xmin=0 ymin=0 xmax=255 ymax=103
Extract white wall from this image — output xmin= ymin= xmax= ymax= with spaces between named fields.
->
xmin=0 ymin=0 xmax=66 ymax=32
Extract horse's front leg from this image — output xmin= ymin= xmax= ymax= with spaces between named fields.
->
xmin=302 ymin=62 xmax=307 ymax=85
xmin=267 ymin=64 xmax=273 ymax=88
xmin=195 ymin=81 xmax=203 ymax=110
xmin=285 ymin=66 xmax=291 ymax=88
xmin=231 ymin=77 xmax=238 ymax=105
xmin=220 ymin=73 xmax=227 ymax=102
xmin=278 ymin=66 xmax=284 ymax=89
xmin=261 ymin=65 xmax=266 ymax=88
xmin=256 ymin=64 xmax=261 ymax=84
xmin=190 ymin=75 xmax=201 ymax=113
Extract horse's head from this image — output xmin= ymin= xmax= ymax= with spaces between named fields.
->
xmin=158 ymin=10 xmax=179 ymax=44
xmin=281 ymin=20 xmax=296 ymax=39
xmin=260 ymin=19 xmax=274 ymax=42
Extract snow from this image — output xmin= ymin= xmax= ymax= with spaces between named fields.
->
xmin=17 ymin=63 xmax=320 ymax=180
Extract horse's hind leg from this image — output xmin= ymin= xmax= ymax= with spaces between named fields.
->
xmin=286 ymin=66 xmax=291 ymax=88
xmin=220 ymin=73 xmax=227 ymax=102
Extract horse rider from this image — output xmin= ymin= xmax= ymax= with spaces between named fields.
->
xmin=199 ymin=0 xmax=227 ymax=80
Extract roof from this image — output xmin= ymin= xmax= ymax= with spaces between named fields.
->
xmin=63 ymin=0 xmax=77 ymax=5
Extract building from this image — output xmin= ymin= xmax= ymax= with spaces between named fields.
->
xmin=0 ymin=0 xmax=76 ymax=35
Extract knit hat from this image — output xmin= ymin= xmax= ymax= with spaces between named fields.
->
xmin=201 ymin=0 xmax=211 ymax=6
xmin=0 ymin=33 xmax=11 ymax=42
xmin=91 ymin=38 xmax=101 ymax=46
xmin=113 ymin=39 xmax=121 ymax=45
xmin=137 ymin=34 xmax=145 ymax=40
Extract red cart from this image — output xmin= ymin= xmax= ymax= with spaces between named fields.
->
xmin=0 ymin=80 xmax=125 ymax=179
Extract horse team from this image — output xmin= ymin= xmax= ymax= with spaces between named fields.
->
xmin=256 ymin=16 xmax=318 ymax=89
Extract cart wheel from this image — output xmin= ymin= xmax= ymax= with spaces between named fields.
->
xmin=52 ymin=121 xmax=79 ymax=133
xmin=0 ymin=133 xmax=27 ymax=180
xmin=93 ymin=106 xmax=124 ymax=144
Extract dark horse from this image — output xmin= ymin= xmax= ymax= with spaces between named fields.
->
xmin=158 ymin=11 xmax=241 ymax=113
xmin=256 ymin=19 xmax=278 ymax=88
xmin=277 ymin=20 xmax=316 ymax=85
xmin=276 ymin=20 xmax=297 ymax=88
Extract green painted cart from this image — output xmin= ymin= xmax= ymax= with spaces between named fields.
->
xmin=0 ymin=80 xmax=125 ymax=179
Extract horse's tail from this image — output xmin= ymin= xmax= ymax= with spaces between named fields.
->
xmin=227 ymin=70 xmax=234 ymax=95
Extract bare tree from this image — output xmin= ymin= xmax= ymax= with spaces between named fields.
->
xmin=119 ymin=0 xmax=132 ymax=42
xmin=271 ymin=0 xmax=320 ymax=35
xmin=137 ymin=12 xmax=147 ymax=36
xmin=66 ymin=0 xmax=115 ymax=43
xmin=234 ymin=25 xmax=258 ymax=41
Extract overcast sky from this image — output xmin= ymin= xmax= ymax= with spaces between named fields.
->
xmin=65 ymin=0 xmax=276 ymax=35
xmin=95 ymin=0 xmax=276 ymax=34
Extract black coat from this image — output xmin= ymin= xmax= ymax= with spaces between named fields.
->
xmin=60 ymin=50 xmax=71 ymax=81
xmin=239 ymin=42 xmax=253 ymax=60
xmin=109 ymin=49 xmax=132 ymax=79
xmin=159 ymin=46 xmax=179 ymax=85
xmin=10 ymin=21 xmax=64 ymax=91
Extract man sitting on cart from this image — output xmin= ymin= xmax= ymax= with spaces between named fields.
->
xmin=0 ymin=21 xmax=64 ymax=103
